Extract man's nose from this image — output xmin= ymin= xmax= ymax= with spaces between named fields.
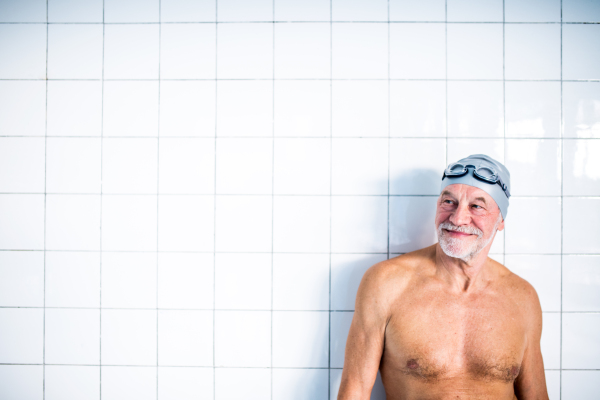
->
xmin=449 ymin=202 xmax=471 ymax=226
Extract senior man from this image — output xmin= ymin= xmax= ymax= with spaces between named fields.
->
xmin=338 ymin=154 xmax=548 ymax=400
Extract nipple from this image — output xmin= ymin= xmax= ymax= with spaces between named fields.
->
xmin=406 ymin=359 xmax=419 ymax=369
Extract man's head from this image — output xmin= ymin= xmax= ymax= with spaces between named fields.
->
xmin=435 ymin=154 xmax=511 ymax=262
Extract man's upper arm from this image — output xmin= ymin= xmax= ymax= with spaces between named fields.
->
xmin=514 ymin=285 xmax=549 ymax=400
xmin=337 ymin=262 xmax=396 ymax=400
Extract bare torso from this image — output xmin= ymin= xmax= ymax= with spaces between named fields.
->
xmin=339 ymin=245 xmax=547 ymax=400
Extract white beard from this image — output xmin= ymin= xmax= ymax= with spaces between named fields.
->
xmin=437 ymin=217 xmax=500 ymax=262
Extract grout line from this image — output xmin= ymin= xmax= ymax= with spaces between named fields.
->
xmin=2 ymin=20 xmax=600 ymax=24
xmin=43 ymin=1 xmax=48 ymax=399
xmin=445 ymin=0 xmax=448 ymax=165
xmin=328 ymin=0 xmax=333 ymax=397
xmin=560 ymin=1 xmax=564 ymax=397
xmin=387 ymin=0 xmax=391 ymax=263
xmin=156 ymin=1 xmax=161 ymax=397
xmin=213 ymin=1 xmax=218 ymax=398
xmin=2 ymin=136 xmax=599 ymax=140
xmin=502 ymin=0 xmax=506 ymax=260
xmin=3 ymin=78 xmax=600 ymax=82
xmin=271 ymin=1 xmax=275 ymax=398
xmin=99 ymin=1 xmax=105 ymax=398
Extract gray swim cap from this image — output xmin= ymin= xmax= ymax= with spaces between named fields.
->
xmin=440 ymin=154 xmax=511 ymax=219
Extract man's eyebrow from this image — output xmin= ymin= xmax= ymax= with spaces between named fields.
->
xmin=474 ymin=197 xmax=488 ymax=204
xmin=440 ymin=190 xmax=454 ymax=198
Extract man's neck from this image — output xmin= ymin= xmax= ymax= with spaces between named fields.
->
xmin=434 ymin=243 xmax=493 ymax=293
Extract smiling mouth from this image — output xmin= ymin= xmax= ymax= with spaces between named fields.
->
xmin=444 ymin=229 xmax=474 ymax=237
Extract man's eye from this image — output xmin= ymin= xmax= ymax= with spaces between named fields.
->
xmin=443 ymin=200 xmax=453 ymax=204
xmin=472 ymin=204 xmax=482 ymax=209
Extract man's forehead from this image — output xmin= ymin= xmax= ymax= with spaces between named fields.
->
xmin=440 ymin=184 xmax=496 ymax=203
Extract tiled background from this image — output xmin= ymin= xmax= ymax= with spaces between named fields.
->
xmin=0 ymin=0 xmax=599 ymax=399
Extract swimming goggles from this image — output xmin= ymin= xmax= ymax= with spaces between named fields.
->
xmin=442 ymin=163 xmax=511 ymax=198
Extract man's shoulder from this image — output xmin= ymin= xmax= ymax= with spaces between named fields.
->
xmin=491 ymin=259 xmax=543 ymax=320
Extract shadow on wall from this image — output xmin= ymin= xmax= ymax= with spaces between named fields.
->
xmin=325 ymin=169 xmax=440 ymax=399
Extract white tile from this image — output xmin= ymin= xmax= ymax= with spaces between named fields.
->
xmin=101 ymin=195 xmax=157 ymax=251
xmin=0 ymin=81 xmax=46 ymax=136
xmin=214 ymin=311 xmax=271 ymax=367
xmin=0 ymin=194 xmax=44 ymax=250
xmin=504 ymin=255 xmax=561 ymax=312
xmin=159 ymin=138 xmax=215 ymax=194
xmin=46 ymin=195 xmax=101 ymax=251
xmin=0 ymin=137 xmax=45 ymax=192
xmin=562 ymin=370 xmax=600 ymax=400
xmin=160 ymin=81 xmax=215 ymax=137
xmin=46 ymin=138 xmax=102 ymax=193
xmin=273 ymin=196 xmax=330 ymax=253
xmin=0 ymin=0 xmax=46 ymax=22
xmin=505 ymin=139 xmax=561 ymax=196
xmin=563 ymin=313 xmax=600 ymax=369
xmin=390 ymin=23 xmax=445 ymax=79
xmin=447 ymin=24 xmax=503 ymax=80
xmin=505 ymin=197 xmax=561 ymax=254
xmin=273 ymin=311 xmax=329 ymax=368
xmin=45 ymin=309 xmax=100 ymax=365
xmin=540 ymin=312 xmax=560 ymax=369
xmin=332 ymin=0 xmax=388 ymax=21
xmin=273 ymin=369 xmax=328 ymax=400
xmin=103 ymin=81 xmax=159 ymax=137
xmin=215 ymin=253 xmax=271 ymax=310
xmin=0 ymin=252 xmax=44 ymax=307
xmin=158 ymin=195 xmax=214 ymax=252
xmin=331 ymin=138 xmax=388 ymax=195
xmin=563 ymin=82 xmax=600 ymax=138
xmin=447 ymin=138 xmax=504 ymax=163
xmin=101 ymin=310 xmax=157 ymax=366
xmin=563 ymin=25 xmax=600 ymax=80
xmin=215 ymin=368 xmax=270 ymax=400
xmin=215 ymin=195 xmax=272 ymax=252
xmin=505 ymin=0 xmax=561 ymax=22
xmin=104 ymin=0 xmax=159 ymax=22
xmin=564 ymin=139 xmax=600 ymax=195
xmin=389 ymin=196 xmax=438 ymax=253
xmin=217 ymin=81 xmax=272 ymax=137
xmin=158 ymin=367 xmax=213 ymax=400
xmin=563 ymin=0 xmax=600 ymax=22
xmin=104 ymin=24 xmax=159 ymax=79
xmin=275 ymin=0 xmax=329 ymax=21
xmin=101 ymin=367 xmax=157 ymax=400
xmin=273 ymin=138 xmax=330 ymax=195
xmin=545 ymin=370 xmax=560 ymax=400
xmin=0 ymin=365 xmax=43 ymax=400
xmin=447 ymin=0 xmax=503 ymax=21
xmin=273 ymin=253 xmax=329 ymax=311
xmin=102 ymin=138 xmax=158 ymax=194
xmin=331 ymin=196 xmax=388 ymax=253
xmin=161 ymin=0 xmax=216 ymax=22
xmin=447 ymin=81 xmax=504 ymax=138
xmin=0 ymin=25 xmax=46 ymax=79
xmin=216 ymin=138 xmax=272 ymax=194
xmin=505 ymin=25 xmax=561 ymax=80
xmin=46 ymin=251 xmax=100 ymax=308
xmin=389 ymin=138 xmax=446 ymax=195
xmin=45 ymin=366 xmax=99 ymax=400
xmin=330 ymin=311 xmax=353 ymax=368
xmin=0 ymin=308 xmax=43 ymax=364
xmin=101 ymin=252 xmax=157 ymax=309
xmin=160 ymin=24 xmax=216 ymax=79
xmin=390 ymin=81 xmax=446 ymax=138
xmin=389 ymin=0 xmax=445 ymax=21
xmin=371 ymin=372 xmax=387 ymax=400
xmin=275 ymin=23 xmax=330 ymax=79
xmin=158 ymin=310 xmax=213 ymax=366
xmin=274 ymin=81 xmax=330 ymax=138
xmin=332 ymin=23 xmax=388 ymax=79
xmin=564 ymin=198 xmax=600 ymax=254
xmin=47 ymin=81 xmax=102 ymax=137
xmin=331 ymin=254 xmax=388 ymax=310
xmin=217 ymin=24 xmax=273 ymax=79
xmin=48 ymin=24 xmax=103 ymax=79
xmin=218 ymin=0 xmax=272 ymax=21
xmin=158 ymin=253 xmax=213 ymax=309
xmin=329 ymin=369 xmax=343 ymax=400
xmin=48 ymin=0 xmax=103 ymax=22
xmin=505 ymin=82 xmax=561 ymax=138
xmin=563 ymin=255 xmax=600 ymax=312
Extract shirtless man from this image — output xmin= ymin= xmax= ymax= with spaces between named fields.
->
xmin=338 ymin=154 xmax=549 ymax=400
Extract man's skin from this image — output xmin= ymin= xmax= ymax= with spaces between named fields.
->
xmin=338 ymin=184 xmax=549 ymax=400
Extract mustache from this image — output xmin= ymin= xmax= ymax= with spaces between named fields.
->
xmin=438 ymin=222 xmax=483 ymax=238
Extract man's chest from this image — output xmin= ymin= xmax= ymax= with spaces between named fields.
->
xmin=383 ymin=293 xmax=527 ymax=382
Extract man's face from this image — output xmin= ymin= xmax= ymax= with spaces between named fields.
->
xmin=435 ymin=184 xmax=505 ymax=261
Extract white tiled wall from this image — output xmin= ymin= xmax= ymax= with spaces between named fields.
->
xmin=0 ymin=0 xmax=599 ymax=399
